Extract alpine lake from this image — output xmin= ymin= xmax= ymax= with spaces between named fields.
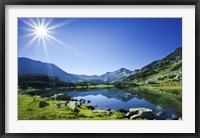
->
xmin=24 ymin=87 xmax=182 ymax=120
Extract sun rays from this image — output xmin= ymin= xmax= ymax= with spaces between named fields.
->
xmin=20 ymin=18 xmax=75 ymax=77
xmin=19 ymin=18 xmax=87 ymax=65
xmin=21 ymin=18 xmax=73 ymax=48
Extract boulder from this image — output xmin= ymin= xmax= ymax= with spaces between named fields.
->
xmin=124 ymin=112 xmax=131 ymax=117
xmin=53 ymin=94 xmax=71 ymax=101
xmin=66 ymin=101 xmax=79 ymax=112
xmin=87 ymin=100 xmax=91 ymax=103
xmin=39 ymin=101 xmax=49 ymax=108
xmin=129 ymin=108 xmax=154 ymax=120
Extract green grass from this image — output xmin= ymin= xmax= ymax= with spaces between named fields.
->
xmin=140 ymin=85 xmax=182 ymax=93
xmin=18 ymin=94 xmax=125 ymax=120
xmin=18 ymin=87 xmax=40 ymax=94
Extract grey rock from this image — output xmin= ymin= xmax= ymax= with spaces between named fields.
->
xmin=39 ymin=101 xmax=49 ymax=108
xmin=124 ymin=112 xmax=131 ymax=117
xmin=66 ymin=101 xmax=79 ymax=111
xmin=52 ymin=94 xmax=71 ymax=101
xmin=129 ymin=108 xmax=154 ymax=120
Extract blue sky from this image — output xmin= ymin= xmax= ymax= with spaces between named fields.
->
xmin=18 ymin=18 xmax=182 ymax=75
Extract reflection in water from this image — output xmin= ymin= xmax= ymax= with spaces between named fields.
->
xmin=67 ymin=88 xmax=182 ymax=119
xmin=25 ymin=88 xmax=182 ymax=119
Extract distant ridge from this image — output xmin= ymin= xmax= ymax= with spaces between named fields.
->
xmin=18 ymin=57 xmax=135 ymax=83
xmin=18 ymin=57 xmax=82 ymax=82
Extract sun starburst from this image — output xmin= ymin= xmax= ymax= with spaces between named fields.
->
xmin=21 ymin=18 xmax=65 ymax=48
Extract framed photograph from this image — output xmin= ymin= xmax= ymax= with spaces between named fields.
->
xmin=0 ymin=0 xmax=199 ymax=137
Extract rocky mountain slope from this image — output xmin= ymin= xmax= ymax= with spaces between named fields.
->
xmin=124 ymin=47 xmax=182 ymax=86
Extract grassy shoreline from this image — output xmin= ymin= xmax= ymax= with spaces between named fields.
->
xmin=138 ymin=85 xmax=182 ymax=93
xmin=18 ymin=94 xmax=125 ymax=120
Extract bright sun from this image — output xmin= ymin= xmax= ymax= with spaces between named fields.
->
xmin=35 ymin=26 xmax=47 ymax=37
xmin=22 ymin=18 xmax=65 ymax=47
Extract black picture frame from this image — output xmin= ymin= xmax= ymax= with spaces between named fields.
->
xmin=0 ymin=0 xmax=200 ymax=138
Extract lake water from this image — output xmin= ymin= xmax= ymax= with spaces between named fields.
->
xmin=26 ymin=88 xmax=182 ymax=120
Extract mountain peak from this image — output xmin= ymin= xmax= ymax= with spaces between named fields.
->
xmin=119 ymin=68 xmax=128 ymax=71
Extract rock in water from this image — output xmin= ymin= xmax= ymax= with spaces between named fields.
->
xmin=129 ymin=108 xmax=154 ymax=120
xmin=39 ymin=101 xmax=49 ymax=108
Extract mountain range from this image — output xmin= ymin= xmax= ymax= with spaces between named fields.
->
xmin=18 ymin=47 xmax=182 ymax=85
xmin=18 ymin=58 xmax=136 ymax=84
